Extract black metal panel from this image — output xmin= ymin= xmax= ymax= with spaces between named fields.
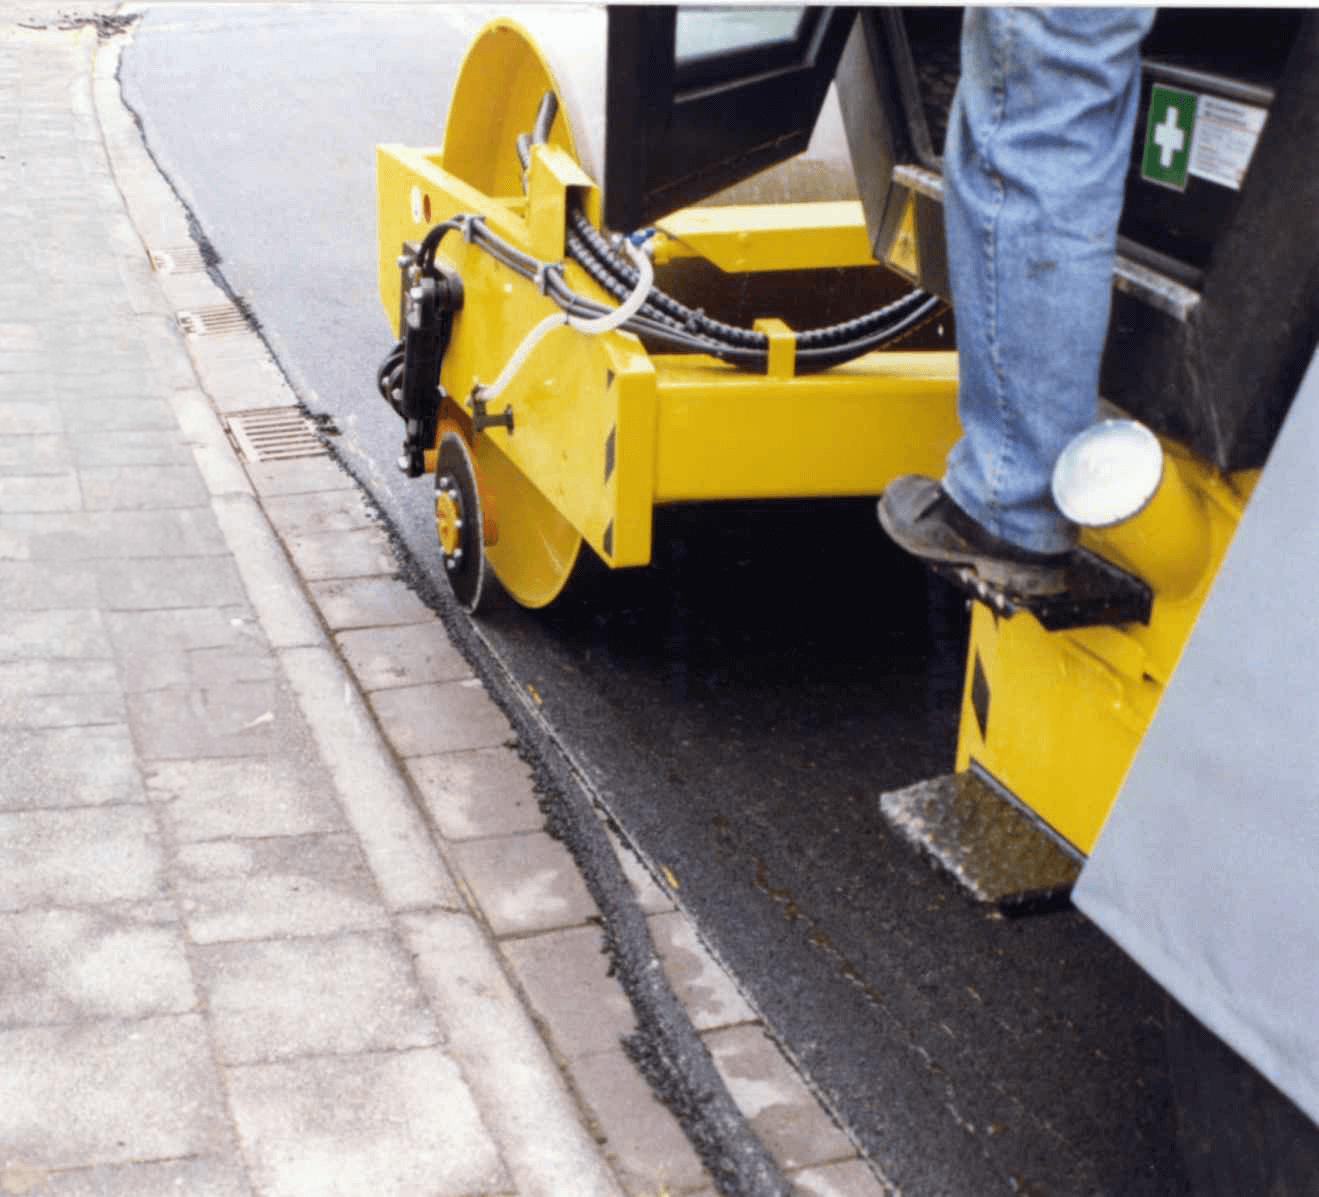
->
xmin=833 ymin=8 xmax=929 ymax=264
xmin=837 ymin=7 xmax=1319 ymax=472
xmin=1103 ymin=11 xmax=1319 ymax=471
xmin=604 ymin=6 xmax=856 ymax=231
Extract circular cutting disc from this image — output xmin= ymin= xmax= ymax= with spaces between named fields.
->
xmin=435 ymin=429 xmax=489 ymax=612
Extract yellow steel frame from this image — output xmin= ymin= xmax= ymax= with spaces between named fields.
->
xmin=376 ymin=146 xmax=961 ymax=577
xmin=955 ymin=447 xmax=1257 ymax=854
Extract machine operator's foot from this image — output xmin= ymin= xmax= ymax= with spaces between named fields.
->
xmin=878 ymin=475 xmax=1068 ymax=597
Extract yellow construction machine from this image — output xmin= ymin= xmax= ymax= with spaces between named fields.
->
xmin=375 ymin=8 xmax=1319 ymax=1181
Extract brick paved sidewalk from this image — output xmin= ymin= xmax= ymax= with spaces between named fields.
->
xmin=0 ymin=9 xmax=891 ymax=1197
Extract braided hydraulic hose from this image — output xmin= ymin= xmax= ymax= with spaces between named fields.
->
xmin=568 ymin=209 xmax=765 ymax=349
xmin=413 ymin=210 xmax=945 ymax=374
xmin=565 ymin=206 xmax=941 ymax=356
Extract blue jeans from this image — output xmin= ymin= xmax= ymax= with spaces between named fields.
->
xmin=941 ymin=7 xmax=1155 ymax=554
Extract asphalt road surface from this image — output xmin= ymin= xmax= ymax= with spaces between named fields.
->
xmin=121 ymin=6 xmax=1193 ymax=1194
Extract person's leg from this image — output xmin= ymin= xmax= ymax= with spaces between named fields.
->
xmin=940 ymin=6 xmax=1154 ymax=554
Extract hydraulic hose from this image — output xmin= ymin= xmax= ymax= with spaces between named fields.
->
xmin=565 ymin=206 xmax=941 ymax=359
xmin=414 ymin=208 xmax=943 ymax=375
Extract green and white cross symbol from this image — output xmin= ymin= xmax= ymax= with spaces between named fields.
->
xmin=1142 ymin=85 xmax=1199 ymax=191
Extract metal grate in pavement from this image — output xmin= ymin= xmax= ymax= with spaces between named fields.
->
xmin=225 ymin=406 xmax=330 ymax=463
xmin=177 ymin=303 xmax=251 ymax=337
xmin=150 ymin=244 xmax=210 ymax=275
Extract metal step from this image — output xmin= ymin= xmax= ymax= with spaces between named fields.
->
xmin=928 ymin=547 xmax=1153 ymax=631
xmin=880 ymin=770 xmax=1082 ymax=914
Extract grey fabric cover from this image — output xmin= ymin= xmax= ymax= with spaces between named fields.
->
xmin=1075 ymin=346 xmax=1319 ymax=1128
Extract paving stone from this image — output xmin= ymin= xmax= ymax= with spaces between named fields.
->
xmin=51 ymin=395 xmax=175 ymax=431
xmin=0 ymin=401 xmax=62 ymax=434
xmin=282 ymin=526 xmax=397 ymax=581
xmin=307 ymin=574 xmax=433 ymax=630
xmin=648 ymin=910 xmax=757 ymax=1032
xmin=0 ymin=656 xmax=118 ymax=696
xmin=128 ymin=679 xmax=299 ymax=759
xmin=0 ymin=687 xmax=124 ymax=729
xmin=0 ymin=806 xmax=164 ymax=911
xmin=704 ymin=1025 xmax=855 ymax=1172
xmin=453 ymin=830 xmax=598 ymax=936
xmin=195 ymin=931 xmax=439 ymax=1064
xmin=501 ymin=925 xmax=636 ymax=1059
xmin=0 ymin=433 xmax=69 ymax=474
xmin=0 ymin=1016 xmax=229 ymax=1169
xmin=105 ymin=605 xmax=264 ymax=691
xmin=570 ymin=1049 xmax=712 ymax=1196
xmin=1 ymin=723 xmax=143 ymax=809
xmin=1 ymin=507 xmax=227 ymax=559
xmin=0 ymin=905 xmax=193 ymax=1025
xmin=78 ymin=462 xmax=208 ymax=510
xmin=335 ymin=621 xmax=470 ymax=691
xmin=95 ymin=556 xmax=247 ymax=609
xmin=277 ymin=646 xmax=465 ymax=914
xmin=401 ymin=911 xmax=626 ymax=1197
xmin=192 ymin=352 xmax=290 ymax=416
xmin=0 ymin=609 xmax=112 ymax=660
xmin=146 ymin=756 xmax=345 ymax=842
xmin=606 ymin=824 xmax=676 ymax=915
xmin=370 ymin=678 xmax=514 ymax=757
xmin=173 ymin=834 xmax=388 ymax=943
xmin=227 ymin=1048 xmax=509 ymax=1197
xmin=405 ymin=745 xmax=545 ymax=840
xmin=264 ymin=488 xmax=381 ymax=537
xmin=0 ymin=560 xmax=98 ymax=608
xmin=244 ymin=454 xmax=355 ymax=497
xmin=3 ymin=718 xmax=142 ymax=808
xmin=29 ymin=1156 xmax=253 ymax=1197
xmin=0 ymin=471 xmax=79 ymax=511
xmin=792 ymin=1159 xmax=894 ymax=1197
xmin=69 ymin=427 xmax=192 ymax=467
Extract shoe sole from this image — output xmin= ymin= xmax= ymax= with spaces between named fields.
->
xmin=878 ymin=500 xmax=1067 ymax=597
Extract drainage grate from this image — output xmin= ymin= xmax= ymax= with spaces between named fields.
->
xmin=150 ymin=244 xmax=210 ymax=275
xmin=225 ymin=407 xmax=330 ymax=464
xmin=177 ymin=303 xmax=251 ymax=337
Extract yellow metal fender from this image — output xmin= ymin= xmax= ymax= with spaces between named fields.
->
xmin=956 ymin=446 xmax=1257 ymax=853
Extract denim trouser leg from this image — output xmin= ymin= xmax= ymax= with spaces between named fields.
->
xmin=941 ymin=7 xmax=1154 ymax=554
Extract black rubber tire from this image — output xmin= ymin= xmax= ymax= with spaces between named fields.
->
xmin=434 ymin=430 xmax=489 ymax=614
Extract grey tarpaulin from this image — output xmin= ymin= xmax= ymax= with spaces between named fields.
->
xmin=1074 ymin=344 xmax=1319 ymax=1127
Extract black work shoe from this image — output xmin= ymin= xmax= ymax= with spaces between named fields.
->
xmin=878 ymin=475 xmax=1069 ymax=596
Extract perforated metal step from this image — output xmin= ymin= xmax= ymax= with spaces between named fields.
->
xmin=930 ymin=547 xmax=1153 ymax=630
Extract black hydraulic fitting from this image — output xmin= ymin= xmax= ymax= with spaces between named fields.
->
xmin=385 ymin=246 xmax=464 ymax=477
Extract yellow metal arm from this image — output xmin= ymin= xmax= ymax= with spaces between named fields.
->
xmin=653 ymin=201 xmax=877 ymax=273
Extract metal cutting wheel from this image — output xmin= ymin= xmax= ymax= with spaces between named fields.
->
xmin=434 ymin=429 xmax=489 ymax=612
